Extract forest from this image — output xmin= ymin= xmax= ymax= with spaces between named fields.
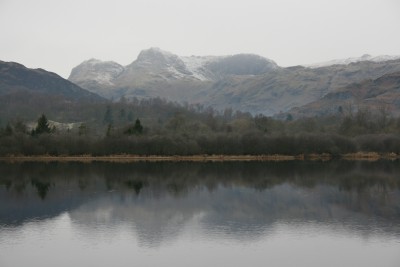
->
xmin=1 ymin=97 xmax=400 ymax=157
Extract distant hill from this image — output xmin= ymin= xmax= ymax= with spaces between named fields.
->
xmin=305 ymin=54 xmax=400 ymax=68
xmin=204 ymin=59 xmax=400 ymax=115
xmin=69 ymin=48 xmax=400 ymax=115
xmin=0 ymin=60 xmax=105 ymax=122
xmin=287 ymin=71 xmax=400 ymax=118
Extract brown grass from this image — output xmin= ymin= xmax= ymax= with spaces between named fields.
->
xmin=341 ymin=152 xmax=400 ymax=161
xmin=1 ymin=152 xmax=397 ymax=162
xmin=0 ymin=154 xmax=297 ymax=163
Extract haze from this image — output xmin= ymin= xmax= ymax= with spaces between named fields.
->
xmin=1 ymin=0 xmax=399 ymax=78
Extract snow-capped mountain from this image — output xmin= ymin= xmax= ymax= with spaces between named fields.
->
xmin=306 ymin=54 xmax=400 ymax=68
xmin=69 ymin=59 xmax=124 ymax=86
xmin=68 ymin=48 xmax=400 ymax=115
xmin=71 ymin=48 xmax=279 ymax=82
xmin=69 ymin=47 xmax=280 ymax=99
xmin=133 ymin=48 xmax=192 ymax=77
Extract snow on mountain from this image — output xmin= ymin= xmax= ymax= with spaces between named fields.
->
xmin=130 ymin=47 xmax=195 ymax=80
xmin=181 ymin=56 xmax=221 ymax=81
xmin=69 ymin=59 xmax=124 ymax=86
xmin=306 ymin=54 xmax=400 ymax=68
xmin=136 ymin=47 xmax=182 ymax=66
xmin=370 ymin=55 xmax=400 ymax=62
xmin=68 ymin=49 xmax=400 ymax=116
xmin=71 ymin=48 xmax=280 ymax=86
xmin=128 ymin=48 xmax=279 ymax=81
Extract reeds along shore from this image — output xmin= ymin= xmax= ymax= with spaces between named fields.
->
xmin=0 ymin=152 xmax=398 ymax=162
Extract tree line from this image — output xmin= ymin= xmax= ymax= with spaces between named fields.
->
xmin=1 ymin=98 xmax=400 ymax=156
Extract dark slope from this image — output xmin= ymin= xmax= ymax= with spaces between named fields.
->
xmin=0 ymin=60 xmax=106 ymax=122
xmin=0 ymin=60 xmax=103 ymax=101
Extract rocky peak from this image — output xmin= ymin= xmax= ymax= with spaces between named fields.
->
xmin=137 ymin=47 xmax=175 ymax=61
xmin=136 ymin=48 xmax=183 ymax=66
xmin=69 ymin=59 xmax=124 ymax=85
xmin=131 ymin=47 xmax=192 ymax=76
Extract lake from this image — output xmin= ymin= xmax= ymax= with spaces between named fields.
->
xmin=0 ymin=161 xmax=399 ymax=267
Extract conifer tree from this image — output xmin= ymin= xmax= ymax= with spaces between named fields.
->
xmin=134 ymin=118 xmax=143 ymax=134
xmin=124 ymin=118 xmax=143 ymax=135
xmin=34 ymin=114 xmax=51 ymax=135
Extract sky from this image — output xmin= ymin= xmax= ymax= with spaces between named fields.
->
xmin=1 ymin=0 xmax=400 ymax=78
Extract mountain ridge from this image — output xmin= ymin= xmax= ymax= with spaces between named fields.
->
xmin=68 ymin=49 xmax=400 ymax=116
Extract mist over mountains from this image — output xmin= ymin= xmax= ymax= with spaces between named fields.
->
xmin=2 ymin=48 xmax=400 ymax=123
xmin=69 ymin=48 xmax=400 ymax=116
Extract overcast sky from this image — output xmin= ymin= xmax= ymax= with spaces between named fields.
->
xmin=1 ymin=0 xmax=400 ymax=78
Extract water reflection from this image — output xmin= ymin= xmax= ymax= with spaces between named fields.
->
xmin=0 ymin=161 xmax=400 ymax=266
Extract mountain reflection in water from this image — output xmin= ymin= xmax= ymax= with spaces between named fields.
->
xmin=0 ymin=161 xmax=399 ymax=267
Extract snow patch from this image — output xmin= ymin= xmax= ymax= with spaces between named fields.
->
xmin=27 ymin=121 xmax=80 ymax=131
xmin=75 ymin=59 xmax=125 ymax=85
xmin=305 ymin=54 xmax=400 ymax=68
xmin=181 ymin=56 xmax=221 ymax=81
xmin=166 ymin=65 xmax=186 ymax=79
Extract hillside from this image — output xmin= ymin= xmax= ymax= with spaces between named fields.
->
xmin=0 ymin=60 xmax=105 ymax=122
xmin=205 ymin=60 xmax=400 ymax=115
xmin=287 ymin=71 xmax=400 ymax=118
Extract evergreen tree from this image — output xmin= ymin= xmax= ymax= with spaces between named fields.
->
xmin=124 ymin=118 xmax=143 ymax=135
xmin=134 ymin=118 xmax=143 ymax=134
xmin=34 ymin=114 xmax=51 ymax=135
xmin=106 ymin=123 xmax=113 ymax=137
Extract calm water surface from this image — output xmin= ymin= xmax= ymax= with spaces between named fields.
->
xmin=0 ymin=161 xmax=399 ymax=267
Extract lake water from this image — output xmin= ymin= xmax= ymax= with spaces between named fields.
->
xmin=0 ymin=161 xmax=399 ymax=267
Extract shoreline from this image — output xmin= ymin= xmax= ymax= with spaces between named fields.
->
xmin=0 ymin=152 xmax=398 ymax=162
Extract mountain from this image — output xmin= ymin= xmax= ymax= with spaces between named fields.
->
xmin=69 ymin=48 xmax=280 ymax=103
xmin=0 ymin=60 xmax=105 ymax=122
xmin=203 ymin=59 xmax=400 ymax=115
xmin=68 ymin=59 xmax=124 ymax=98
xmin=287 ymin=71 xmax=400 ymax=118
xmin=69 ymin=49 xmax=400 ymax=115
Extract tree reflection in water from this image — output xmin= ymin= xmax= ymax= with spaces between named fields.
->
xmin=0 ymin=161 xmax=399 ymax=238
